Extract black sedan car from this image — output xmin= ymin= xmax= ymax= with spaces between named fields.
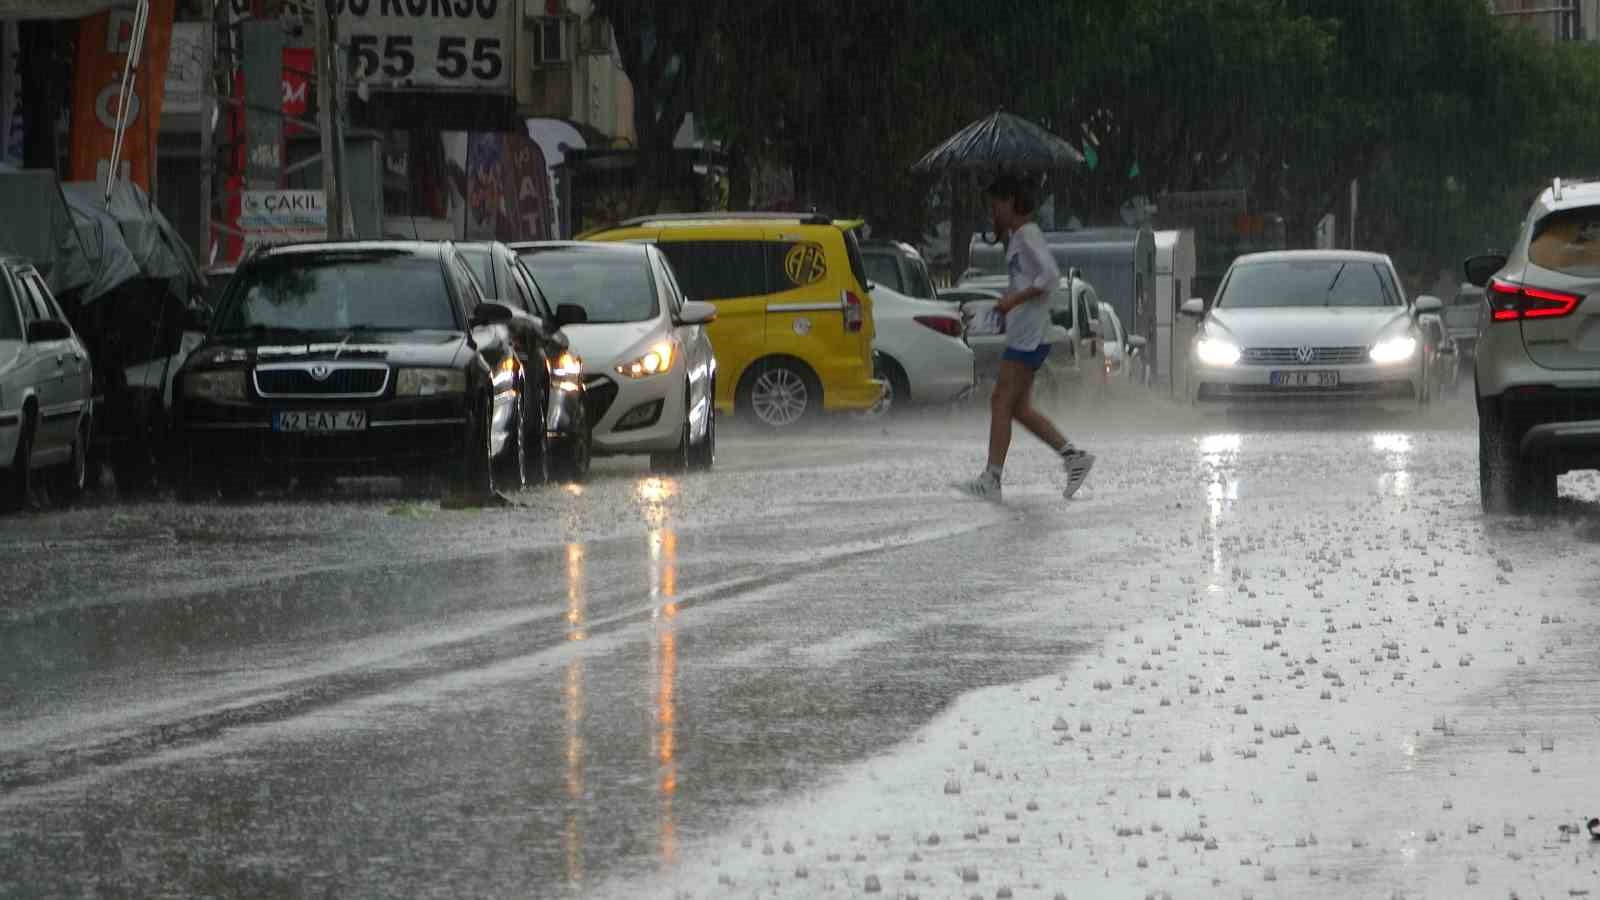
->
xmin=456 ymin=240 xmax=592 ymax=481
xmin=174 ymin=241 xmax=553 ymax=500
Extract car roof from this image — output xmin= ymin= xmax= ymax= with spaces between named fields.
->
xmin=512 ymin=240 xmax=650 ymax=257
xmin=861 ymin=239 xmax=923 ymax=257
xmin=253 ymin=240 xmax=446 ymax=259
xmin=614 ymin=211 xmax=840 ymax=228
xmin=1233 ymin=249 xmax=1393 ymax=266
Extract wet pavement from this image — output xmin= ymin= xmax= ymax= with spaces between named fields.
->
xmin=3 ymin=393 xmax=1599 ymax=898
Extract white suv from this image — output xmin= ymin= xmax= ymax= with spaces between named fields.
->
xmin=1466 ymin=177 xmax=1600 ymax=513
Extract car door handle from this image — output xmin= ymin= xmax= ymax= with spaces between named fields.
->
xmin=56 ymin=354 xmax=66 ymax=365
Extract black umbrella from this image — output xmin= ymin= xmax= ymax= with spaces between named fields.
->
xmin=911 ymin=110 xmax=1085 ymax=175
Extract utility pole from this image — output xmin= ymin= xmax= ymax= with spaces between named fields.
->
xmin=312 ymin=0 xmax=345 ymax=239
xmin=198 ymin=0 xmax=216 ymax=264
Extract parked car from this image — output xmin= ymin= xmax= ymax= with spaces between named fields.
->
xmin=958 ymin=273 xmax=1105 ymax=405
xmin=174 ymin=241 xmax=549 ymax=500
xmin=867 ymin=283 xmax=974 ymax=410
xmin=1180 ymin=250 xmax=1443 ymax=408
xmin=1465 ymin=176 xmax=1600 ymax=513
xmin=457 ymin=241 xmax=593 ymax=481
xmin=515 ymin=241 xmax=717 ymax=472
xmin=1096 ymin=301 xmax=1150 ymax=384
xmin=861 ymin=239 xmax=940 ymax=300
xmin=1446 ymin=282 xmax=1484 ymax=359
xmin=584 ymin=213 xmax=884 ymax=428
xmin=0 ymin=258 xmax=94 ymax=510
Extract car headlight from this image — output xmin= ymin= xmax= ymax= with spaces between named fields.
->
xmin=552 ymin=351 xmax=583 ymax=378
xmin=615 ymin=341 xmax=675 ymax=379
xmin=1195 ymin=337 xmax=1242 ymax=367
xmin=1369 ymin=336 xmax=1418 ymax=364
xmin=182 ymin=369 xmax=246 ymax=401
xmin=396 ymin=368 xmax=467 ymax=397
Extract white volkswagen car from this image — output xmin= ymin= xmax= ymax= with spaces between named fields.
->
xmin=868 ymin=284 xmax=974 ymax=410
xmin=1183 ymin=250 xmax=1442 ymax=408
xmin=1 ymin=259 xmax=94 ymax=511
xmin=515 ymin=242 xmax=718 ymax=473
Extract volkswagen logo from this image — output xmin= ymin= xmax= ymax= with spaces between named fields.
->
xmin=309 ymin=364 xmax=332 ymax=381
xmin=1295 ymin=345 xmax=1315 ymax=365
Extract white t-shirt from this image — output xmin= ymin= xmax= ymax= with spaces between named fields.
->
xmin=1003 ymin=222 xmax=1061 ymax=352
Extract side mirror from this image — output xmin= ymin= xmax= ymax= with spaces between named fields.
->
xmin=1180 ymin=298 xmax=1206 ymax=318
xmin=1415 ymin=295 xmax=1443 ymax=315
xmin=1128 ymin=334 xmax=1149 ymax=350
xmin=471 ymin=301 xmax=514 ymax=326
xmin=555 ymin=303 xmax=589 ymax=327
xmin=676 ymin=300 xmax=717 ymax=326
xmin=1464 ymin=254 xmax=1506 ymax=289
xmin=26 ymin=319 xmax=72 ymax=343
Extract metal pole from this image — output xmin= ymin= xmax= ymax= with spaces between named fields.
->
xmin=312 ymin=0 xmax=343 ymax=240
xmin=199 ymin=0 xmax=216 ymax=265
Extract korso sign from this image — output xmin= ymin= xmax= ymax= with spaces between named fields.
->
xmin=332 ymin=0 xmax=514 ymax=94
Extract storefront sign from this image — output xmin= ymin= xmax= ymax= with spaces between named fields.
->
xmin=333 ymin=0 xmax=514 ymax=94
xmin=240 ymin=188 xmax=325 ymax=249
xmin=68 ymin=0 xmax=178 ymax=191
xmin=163 ymin=21 xmax=206 ymax=118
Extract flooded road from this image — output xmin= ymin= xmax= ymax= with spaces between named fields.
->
xmin=3 ymin=397 xmax=1598 ymax=898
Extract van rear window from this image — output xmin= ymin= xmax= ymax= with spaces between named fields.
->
xmin=1530 ymin=207 xmax=1600 ymax=276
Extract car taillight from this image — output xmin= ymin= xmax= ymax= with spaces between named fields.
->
xmin=914 ymin=315 xmax=962 ymax=338
xmin=843 ymin=290 xmax=864 ymax=333
xmin=1488 ymin=277 xmax=1583 ymax=321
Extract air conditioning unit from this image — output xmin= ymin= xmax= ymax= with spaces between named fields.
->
xmin=529 ymin=15 xmax=569 ymax=66
xmin=580 ymin=16 xmax=612 ymax=54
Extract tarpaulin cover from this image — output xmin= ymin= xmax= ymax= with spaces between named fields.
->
xmin=0 ymin=169 xmax=94 ymax=297
xmin=59 ymin=181 xmax=143 ymax=302
xmin=63 ymin=181 xmax=204 ymax=300
xmin=912 ymin=110 xmax=1085 ymax=175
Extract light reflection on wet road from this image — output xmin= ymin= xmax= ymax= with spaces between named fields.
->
xmin=2 ymin=402 xmax=1598 ymax=897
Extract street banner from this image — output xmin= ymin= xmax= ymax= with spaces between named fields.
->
xmin=240 ymin=188 xmax=325 ymax=250
xmin=334 ymin=0 xmax=515 ymax=94
xmin=1 ymin=21 xmax=23 ymax=168
xmin=68 ymin=0 xmax=178 ymax=191
xmin=446 ymin=131 xmax=552 ymax=242
xmin=162 ymin=21 xmax=205 ymax=119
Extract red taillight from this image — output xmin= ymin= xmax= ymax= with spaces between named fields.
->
xmin=914 ymin=314 xmax=962 ymax=338
xmin=843 ymin=291 xmax=864 ymax=333
xmin=1488 ymin=277 xmax=1583 ymax=321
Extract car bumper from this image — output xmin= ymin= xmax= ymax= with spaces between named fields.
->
xmin=825 ymin=376 xmax=888 ymax=412
xmin=582 ymin=371 xmax=685 ymax=454
xmin=1192 ymin=361 xmax=1420 ymax=406
xmin=887 ymin=334 xmax=976 ymax=405
xmin=177 ymin=395 xmax=471 ymax=474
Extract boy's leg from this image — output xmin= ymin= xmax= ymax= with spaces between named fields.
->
xmin=987 ymin=360 xmax=1030 ymax=468
xmin=1015 ymin=394 xmax=1068 ymax=450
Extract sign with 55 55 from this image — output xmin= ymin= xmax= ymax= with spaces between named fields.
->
xmin=333 ymin=0 xmax=513 ymax=94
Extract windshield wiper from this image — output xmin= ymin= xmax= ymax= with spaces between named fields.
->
xmin=1323 ymin=263 xmax=1347 ymax=306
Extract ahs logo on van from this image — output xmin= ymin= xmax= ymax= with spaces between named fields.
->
xmin=784 ymin=243 xmax=828 ymax=287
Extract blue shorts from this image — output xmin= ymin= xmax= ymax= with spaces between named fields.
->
xmin=1001 ymin=344 xmax=1052 ymax=371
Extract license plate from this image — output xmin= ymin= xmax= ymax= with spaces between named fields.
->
xmin=273 ymin=410 xmax=367 ymax=433
xmin=1270 ymin=370 xmax=1339 ymax=388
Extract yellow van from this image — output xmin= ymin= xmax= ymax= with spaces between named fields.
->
xmin=584 ymin=213 xmax=884 ymax=428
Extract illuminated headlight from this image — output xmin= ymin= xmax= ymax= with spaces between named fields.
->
xmin=1195 ymin=337 xmax=1242 ymax=367
xmin=615 ymin=342 xmax=675 ymax=379
xmin=1369 ymin=336 xmax=1418 ymax=365
xmin=552 ymin=351 xmax=583 ymax=377
xmin=182 ymin=370 xmax=246 ymax=401
xmin=396 ymin=368 xmax=466 ymax=397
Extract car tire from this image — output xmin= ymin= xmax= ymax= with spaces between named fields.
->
xmin=688 ymin=393 xmax=716 ymax=472
xmin=549 ymin=402 xmax=591 ymax=484
xmin=739 ymin=358 xmax=820 ymax=429
xmin=874 ymin=355 xmax=910 ymax=416
xmin=449 ymin=391 xmax=497 ymax=501
xmin=493 ymin=387 xmax=528 ymax=492
xmin=1 ymin=408 xmax=35 ymax=513
xmin=651 ymin=420 xmax=691 ymax=474
xmin=1479 ymin=399 xmax=1555 ymax=515
xmin=528 ymin=379 xmax=551 ymax=486
xmin=51 ymin=415 xmax=90 ymax=505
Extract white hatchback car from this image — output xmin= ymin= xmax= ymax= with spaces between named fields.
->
xmin=0 ymin=259 xmax=94 ymax=510
xmin=868 ymin=284 xmax=974 ymax=409
xmin=516 ymin=242 xmax=718 ymax=473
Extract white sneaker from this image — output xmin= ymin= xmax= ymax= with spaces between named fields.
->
xmin=955 ymin=472 xmax=1002 ymax=502
xmin=1061 ymin=449 xmax=1096 ymax=499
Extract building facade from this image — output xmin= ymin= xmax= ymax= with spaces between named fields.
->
xmin=1488 ymin=0 xmax=1600 ymax=42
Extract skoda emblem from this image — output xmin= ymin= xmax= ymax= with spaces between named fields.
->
xmin=1295 ymin=345 xmax=1315 ymax=365
xmin=309 ymin=364 xmax=332 ymax=381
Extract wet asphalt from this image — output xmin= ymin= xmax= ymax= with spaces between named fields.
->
xmin=2 ymin=389 xmax=1598 ymax=898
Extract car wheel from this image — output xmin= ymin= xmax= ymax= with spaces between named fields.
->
xmin=688 ymin=396 xmax=716 ymax=472
xmin=1 ymin=409 xmax=36 ymax=513
xmin=449 ymin=391 xmax=497 ymax=501
xmin=51 ymin=415 xmax=90 ymax=504
xmin=873 ymin=356 xmax=910 ymax=417
xmin=740 ymin=359 xmax=819 ymax=429
xmin=528 ymin=380 xmax=551 ymax=486
xmin=1479 ymin=399 xmax=1555 ymax=515
xmin=549 ymin=403 xmax=591 ymax=484
xmin=651 ymin=420 xmax=691 ymax=474
xmin=493 ymin=387 xmax=528 ymax=492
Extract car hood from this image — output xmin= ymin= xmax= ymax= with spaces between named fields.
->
xmin=190 ymin=331 xmax=468 ymax=369
xmin=1206 ymin=307 xmax=1410 ymax=347
xmin=561 ymin=320 xmax=666 ymax=371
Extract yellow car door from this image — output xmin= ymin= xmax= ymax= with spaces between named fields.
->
xmin=651 ymin=236 xmax=768 ymax=414
xmin=761 ymin=226 xmax=866 ymax=398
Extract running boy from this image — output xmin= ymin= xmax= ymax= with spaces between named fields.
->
xmin=956 ymin=173 xmax=1094 ymax=501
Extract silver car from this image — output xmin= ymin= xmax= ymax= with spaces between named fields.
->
xmin=0 ymin=259 xmax=94 ymax=511
xmin=1465 ymin=176 xmax=1600 ymax=514
xmin=1182 ymin=250 xmax=1441 ymax=408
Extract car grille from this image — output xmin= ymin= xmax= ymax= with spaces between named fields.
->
xmin=1241 ymin=346 xmax=1370 ymax=366
xmin=1199 ymin=381 xmax=1414 ymax=401
xmin=584 ymin=376 xmax=619 ymax=425
xmin=254 ymin=364 xmax=389 ymax=398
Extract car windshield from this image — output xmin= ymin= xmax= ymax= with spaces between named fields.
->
xmin=216 ymin=255 xmax=458 ymax=334
xmin=0 ymin=278 xmax=20 ymax=340
xmin=905 ymin=258 xmax=937 ymax=299
xmin=1530 ymin=207 xmax=1600 ymax=276
xmin=519 ymin=250 xmax=658 ymax=323
xmin=862 ymin=254 xmax=903 ymax=293
xmin=1218 ymin=259 xmax=1399 ymax=309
